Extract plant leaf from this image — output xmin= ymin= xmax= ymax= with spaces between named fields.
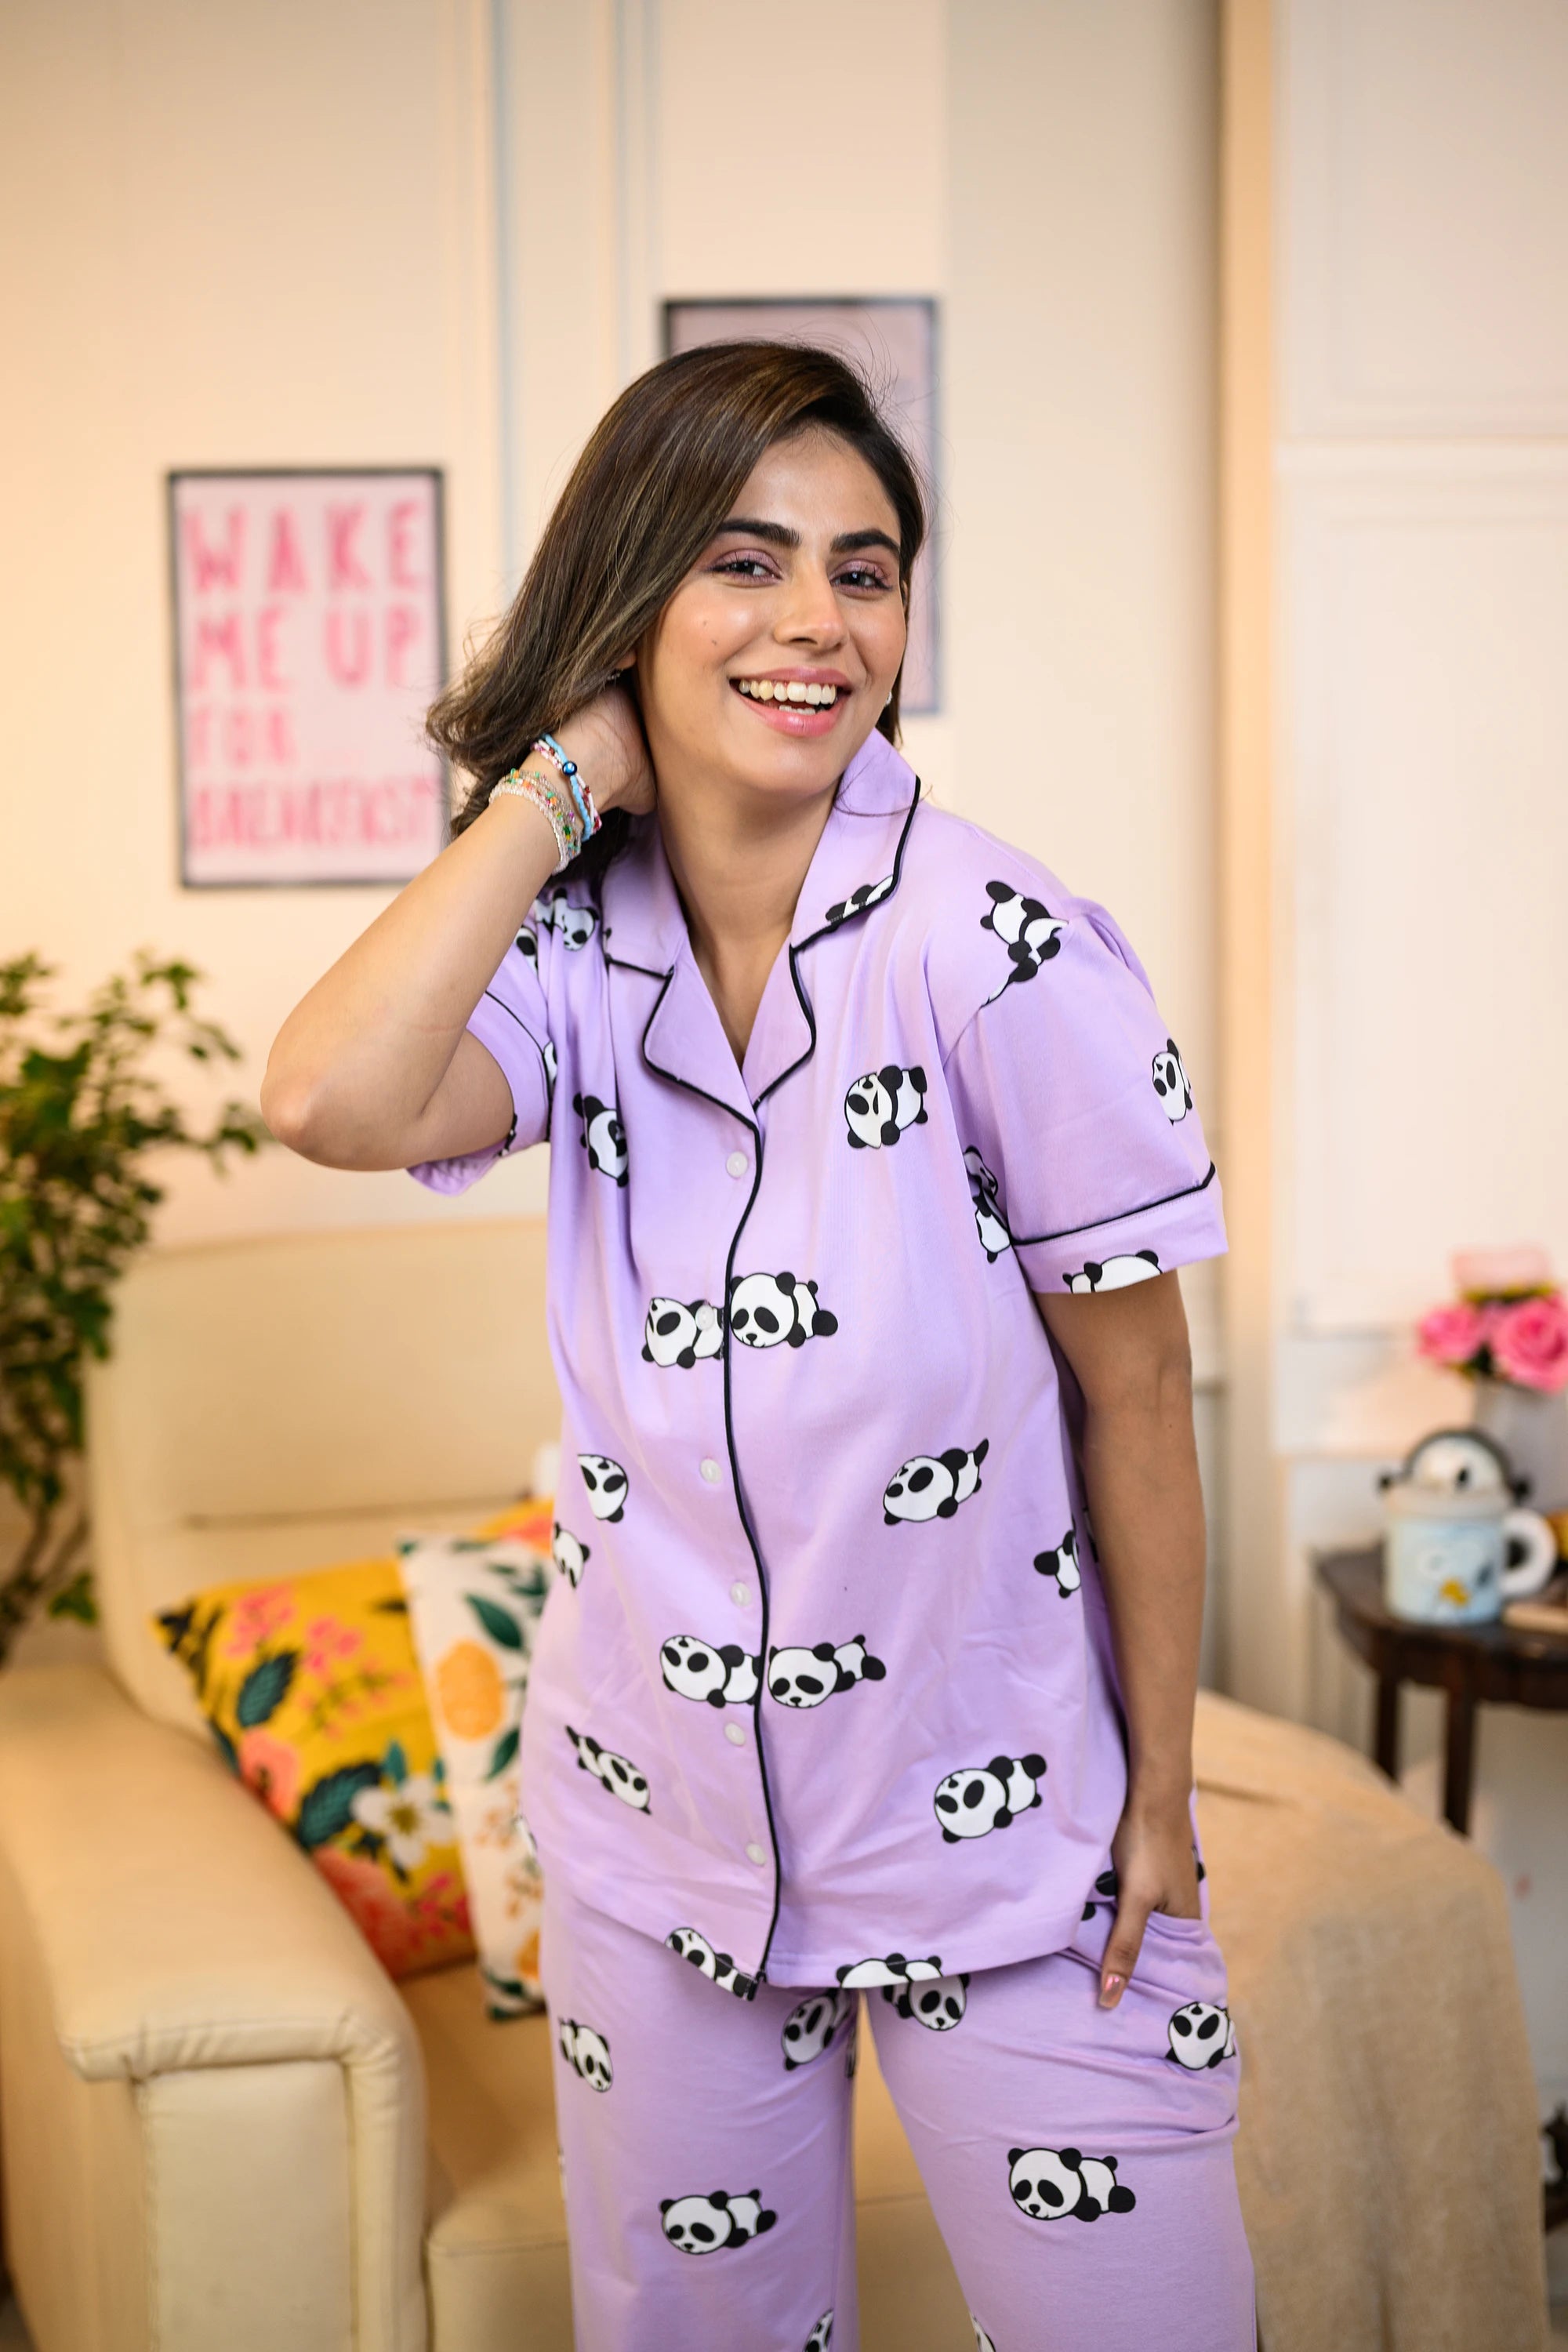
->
xmin=485 ymin=1723 xmax=521 ymax=1780
xmin=295 ymin=1761 xmax=382 ymax=1849
xmin=467 ymin=1594 xmax=524 ymax=1650
xmin=234 ymin=1650 xmax=299 ymax=1729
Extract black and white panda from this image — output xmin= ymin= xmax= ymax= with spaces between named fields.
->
xmin=552 ymin=1520 xmax=590 ymax=1587
xmin=1152 ymin=1038 xmax=1192 ymax=1121
xmin=970 ymin=2320 xmax=998 ymax=2352
xmin=572 ymin=1091 xmax=628 ymax=1185
xmin=660 ymin=1635 xmax=760 ymax=1708
xmin=780 ymin=1988 xmax=851 ymax=2071
xmin=514 ymin=923 xmax=539 ymax=971
xmin=541 ymin=1037 xmax=558 ymax=1099
xmin=1033 ymin=1527 xmax=1080 ymax=1596
xmin=881 ymin=1970 xmax=970 ymax=2030
xmin=964 ymin=1146 xmax=1012 ymax=1261
xmin=980 ymin=879 xmax=1067 ymax=993
xmin=1062 ymin=1250 xmax=1161 ymax=1294
xmin=834 ymin=1951 xmax=944 ymax=1991
xmin=556 ymin=2016 xmax=613 ymax=2091
xmin=578 ymin=1454 xmax=628 ymax=1522
xmin=844 ymin=1064 xmax=927 ymax=1149
xmin=1080 ymin=1864 xmax=1119 ymax=1922
xmin=536 ymin=892 xmax=599 ymax=951
xmin=641 ymin=1296 xmax=724 ymax=1367
xmin=805 ymin=2314 xmax=835 ymax=2352
xmin=883 ymin=1440 xmax=989 ymax=1524
xmin=767 ymin=1636 xmax=885 ymax=1709
xmin=933 ymin=1751 xmax=1047 ymax=1842
xmin=824 ymin=874 xmax=895 ymax=929
xmin=1167 ymin=2001 xmax=1237 ymax=2071
xmin=665 ymin=1926 xmax=760 ymax=2000
xmin=1007 ymin=2145 xmax=1135 ymax=2222
xmin=728 ymin=1271 xmax=839 ymax=1350
xmin=565 ymin=1726 xmax=650 ymax=1811
xmin=659 ymin=2189 xmax=776 ymax=2255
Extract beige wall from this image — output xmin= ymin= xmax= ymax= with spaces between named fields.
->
xmin=3 ymin=0 xmax=1220 ymax=1288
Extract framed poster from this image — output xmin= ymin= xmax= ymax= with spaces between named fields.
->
xmin=662 ymin=299 xmax=939 ymax=713
xmin=169 ymin=467 xmax=447 ymax=887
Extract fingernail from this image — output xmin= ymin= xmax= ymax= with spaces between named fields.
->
xmin=1099 ymin=1973 xmax=1123 ymax=2009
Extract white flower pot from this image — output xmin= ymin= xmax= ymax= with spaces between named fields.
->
xmin=1470 ymin=1374 xmax=1568 ymax=1514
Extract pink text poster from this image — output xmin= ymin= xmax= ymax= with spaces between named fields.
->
xmin=169 ymin=469 xmax=447 ymax=886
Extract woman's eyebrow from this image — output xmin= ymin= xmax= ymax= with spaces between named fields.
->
xmin=712 ymin=517 xmax=901 ymax=559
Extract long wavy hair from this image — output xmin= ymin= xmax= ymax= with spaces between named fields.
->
xmin=426 ymin=340 xmax=927 ymax=886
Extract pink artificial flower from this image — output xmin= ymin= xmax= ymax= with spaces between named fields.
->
xmin=301 ymin=1615 xmax=363 ymax=1676
xmin=1490 ymin=1292 xmax=1568 ymax=1394
xmin=1415 ymin=1301 xmax=1490 ymax=1370
xmin=236 ymin=1728 xmax=301 ymax=1819
xmin=223 ymin=1584 xmax=294 ymax=1657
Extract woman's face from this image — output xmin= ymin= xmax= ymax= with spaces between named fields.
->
xmin=636 ymin=426 xmax=909 ymax=809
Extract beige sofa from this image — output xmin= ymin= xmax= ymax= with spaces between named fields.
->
xmin=0 ymin=1221 xmax=1549 ymax=2352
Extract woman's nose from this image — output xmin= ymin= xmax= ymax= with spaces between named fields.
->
xmin=776 ymin=564 xmax=844 ymax=645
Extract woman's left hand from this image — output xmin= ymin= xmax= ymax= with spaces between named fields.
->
xmin=1097 ymin=1788 xmax=1202 ymax=2009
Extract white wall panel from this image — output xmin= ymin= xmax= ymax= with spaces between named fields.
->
xmin=1282 ymin=0 xmax=1568 ymax=437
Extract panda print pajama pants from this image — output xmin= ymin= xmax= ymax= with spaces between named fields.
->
xmin=540 ymin=1872 xmax=1256 ymax=2352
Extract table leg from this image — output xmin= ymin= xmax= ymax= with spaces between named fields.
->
xmin=1373 ymin=1672 xmax=1400 ymax=1780
xmin=1443 ymin=1685 xmax=1477 ymax=1836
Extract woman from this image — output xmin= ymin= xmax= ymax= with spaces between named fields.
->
xmin=263 ymin=342 xmax=1254 ymax=2352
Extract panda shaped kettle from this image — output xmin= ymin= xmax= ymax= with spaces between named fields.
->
xmin=1378 ymin=1428 xmax=1558 ymax=1625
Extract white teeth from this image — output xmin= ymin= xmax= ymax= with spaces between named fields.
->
xmin=735 ymin=678 xmax=839 ymax=706
xmin=786 ymin=681 xmax=808 ymax=701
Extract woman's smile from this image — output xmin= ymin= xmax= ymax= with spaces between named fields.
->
xmin=730 ymin=666 xmax=852 ymax=737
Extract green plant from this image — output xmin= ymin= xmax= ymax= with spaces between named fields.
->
xmin=0 ymin=953 xmax=270 ymax=1662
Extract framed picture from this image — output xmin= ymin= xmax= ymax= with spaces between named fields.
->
xmin=662 ymin=299 xmax=939 ymax=713
xmin=169 ymin=467 xmax=447 ymax=887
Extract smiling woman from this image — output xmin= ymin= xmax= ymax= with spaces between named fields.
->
xmin=260 ymin=342 xmax=1255 ymax=2352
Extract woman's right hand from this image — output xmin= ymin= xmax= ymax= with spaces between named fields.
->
xmin=554 ymin=679 xmax=656 ymax=817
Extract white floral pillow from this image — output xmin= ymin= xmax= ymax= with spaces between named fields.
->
xmin=396 ymin=1532 xmax=550 ymax=2018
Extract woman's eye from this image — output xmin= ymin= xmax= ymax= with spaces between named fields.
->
xmin=837 ymin=564 xmax=894 ymax=593
xmin=710 ymin=556 xmax=776 ymax=581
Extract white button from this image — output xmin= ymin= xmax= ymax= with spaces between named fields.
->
xmin=726 ymin=1151 xmax=749 ymax=1178
xmin=730 ymin=1581 xmax=751 ymax=1607
xmin=724 ymin=1722 xmax=746 ymax=1746
xmin=699 ymin=1457 xmax=722 ymax=1484
xmin=745 ymin=1841 xmax=768 ymax=1867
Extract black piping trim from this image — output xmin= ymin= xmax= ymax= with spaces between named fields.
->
xmin=1007 ymin=1160 xmax=1218 ymax=1250
xmin=610 ymin=953 xmax=787 ymax=1978
xmin=477 ymin=988 xmax=556 ymax=1145
xmin=789 ymin=775 xmax=924 ymax=957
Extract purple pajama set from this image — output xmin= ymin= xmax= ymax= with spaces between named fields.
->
xmin=411 ymin=729 xmax=1256 ymax=2351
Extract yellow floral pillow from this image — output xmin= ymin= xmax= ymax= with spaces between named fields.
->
xmin=154 ymin=1557 xmax=475 ymax=1980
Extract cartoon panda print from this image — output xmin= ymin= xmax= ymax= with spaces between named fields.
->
xmin=1033 ymin=1527 xmax=1080 ymax=1596
xmin=552 ymin=1521 xmax=590 ymax=1587
xmin=541 ymin=1037 xmax=558 ymax=1099
xmin=536 ymin=892 xmax=599 ymax=951
xmin=514 ymin=923 xmax=539 ymax=971
xmin=728 ymin=1271 xmax=839 ymax=1350
xmin=660 ymin=1635 xmax=760 ymax=1708
xmin=565 ymin=1726 xmax=650 ymax=1811
xmin=964 ymin=1147 xmax=1013 ymax=1262
xmin=824 ymin=875 xmax=895 ymax=929
xmin=1080 ymin=1865 xmax=1119 ymax=1922
xmin=659 ymin=2190 xmax=776 ymax=2256
xmin=641 ymin=1296 xmax=724 ymax=1367
xmin=805 ymin=2314 xmax=835 ymax=2352
xmin=1062 ymin=1250 xmax=1161 ymax=1294
xmin=980 ymin=880 xmax=1067 ymax=996
xmin=576 ymin=1454 xmax=627 ymax=1522
xmin=767 ymin=1636 xmax=885 ymax=1708
xmin=835 ymin=1952 xmax=944 ymax=1991
xmin=844 ymin=1064 xmax=928 ymax=1150
xmin=780 ymin=1988 xmax=852 ymax=2071
xmin=884 ymin=1440 xmax=989 ymax=1524
xmin=933 ymin=1752 xmax=1046 ymax=1842
xmin=556 ymin=2016 xmax=613 ymax=2092
xmin=1167 ymin=2001 xmax=1237 ymax=2070
xmin=665 ymin=1926 xmax=761 ymax=2000
xmin=1007 ymin=2146 xmax=1135 ymax=2222
xmin=970 ymin=2321 xmax=998 ymax=2352
xmin=1152 ymin=1037 xmax=1192 ymax=1121
xmin=881 ymin=1970 xmax=970 ymax=2031
xmin=572 ymin=1092 xmax=628 ymax=1185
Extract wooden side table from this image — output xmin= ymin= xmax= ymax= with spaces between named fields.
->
xmin=1314 ymin=1545 xmax=1568 ymax=1835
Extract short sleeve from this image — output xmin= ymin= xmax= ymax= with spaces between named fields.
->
xmin=942 ymin=896 xmax=1225 ymax=1294
xmin=405 ymin=914 xmax=555 ymax=1196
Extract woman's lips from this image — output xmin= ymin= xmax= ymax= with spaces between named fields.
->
xmin=730 ymin=681 xmax=849 ymax=737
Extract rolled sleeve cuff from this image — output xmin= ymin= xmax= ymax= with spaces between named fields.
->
xmin=1011 ymin=1162 xmax=1227 ymax=1294
xmin=405 ymin=989 xmax=550 ymax=1197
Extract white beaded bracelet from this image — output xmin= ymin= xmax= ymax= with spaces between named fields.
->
xmin=490 ymin=765 xmax=586 ymax=874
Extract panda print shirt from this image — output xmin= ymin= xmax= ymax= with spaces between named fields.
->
xmin=409 ymin=727 xmax=1225 ymax=1990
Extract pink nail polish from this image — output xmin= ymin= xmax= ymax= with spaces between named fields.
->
xmin=1100 ymin=1973 xmax=1123 ymax=2007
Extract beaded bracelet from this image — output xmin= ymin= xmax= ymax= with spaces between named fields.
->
xmin=534 ymin=731 xmax=599 ymax=838
xmin=490 ymin=763 xmax=588 ymax=874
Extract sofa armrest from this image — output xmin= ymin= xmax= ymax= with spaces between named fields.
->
xmin=0 ymin=1664 xmax=427 ymax=2352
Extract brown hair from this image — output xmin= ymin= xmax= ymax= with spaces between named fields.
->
xmin=427 ymin=339 xmax=927 ymax=884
